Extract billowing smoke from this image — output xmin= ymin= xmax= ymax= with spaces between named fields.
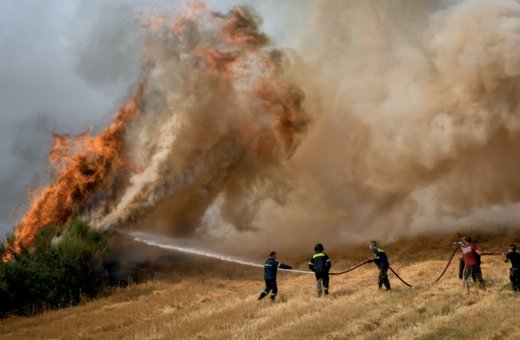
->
xmin=12 ymin=2 xmax=308 ymax=252
xmin=11 ymin=0 xmax=520 ymax=257
xmin=288 ymin=0 xmax=520 ymax=242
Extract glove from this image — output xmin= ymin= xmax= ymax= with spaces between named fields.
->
xmin=367 ymin=259 xmax=374 ymax=263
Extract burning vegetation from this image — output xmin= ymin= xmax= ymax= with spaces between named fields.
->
xmin=11 ymin=2 xmax=309 ymax=255
xmin=10 ymin=0 xmax=520 ymax=261
xmin=12 ymin=84 xmax=145 ymax=255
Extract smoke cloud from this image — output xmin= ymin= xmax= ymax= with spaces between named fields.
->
xmin=295 ymin=0 xmax=520 ymax=239
xmin=10 ymin=0 xmax=520 ymax=257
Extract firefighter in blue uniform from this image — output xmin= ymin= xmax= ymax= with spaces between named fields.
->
xmin=368 ymin=241 xmax=391 ymax=290
xmin=309 ymin=243 xmax=331 ymax=297
xmin=258 ymin=252 xmax=293 ymax=301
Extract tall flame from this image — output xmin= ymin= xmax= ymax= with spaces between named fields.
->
xmin=9 ymin=1 xmax=309 ymax=256
xmin=11 ymin=81 xmax=146 ymax=253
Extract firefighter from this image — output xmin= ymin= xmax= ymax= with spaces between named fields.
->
xmin=368 ymin=241 xmax=391 ymax=291
xmin=258 ymin=252 xmax=293 ymax=301
xmin=308 ymin=243 xmax=331 ymax=297
xmin=502 ymin=244 xmax=520 ymax=292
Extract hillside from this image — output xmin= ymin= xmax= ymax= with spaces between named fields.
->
xmin=1 ymin=231 xmax=520 ymax=339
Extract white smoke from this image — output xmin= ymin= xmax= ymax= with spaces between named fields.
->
xmin=39 ymin=0 xmax=520 ymax=256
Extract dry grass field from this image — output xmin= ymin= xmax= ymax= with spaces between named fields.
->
xmin=2 ymin=230 xmax=520 ymax=340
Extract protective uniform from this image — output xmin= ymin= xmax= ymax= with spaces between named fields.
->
xmin=258 ymin=258 xmax=292 ymax=301
xmin=506 ymin=250 xmax=520 ymax=292
xmin=309 ymin=244 xmax=331 ymax=297
xmin=371 ymin=246 xmax=391 ymax=290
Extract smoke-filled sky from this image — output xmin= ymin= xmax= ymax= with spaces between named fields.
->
xmin=0 ymin=0 xmax=301 ymax=235
xmin=3 ymin=0 xmax=520 ymax=256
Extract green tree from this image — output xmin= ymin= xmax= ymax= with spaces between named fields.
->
xmin=0 ymin=219 xmax=111 ymax=317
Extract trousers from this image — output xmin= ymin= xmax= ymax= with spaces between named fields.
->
xmin=378 ymin=267 xmax=391 ymax=290
xmin=459 ymin=257 xmax=465 ymax=280
xmin=258 ymin=279 xmax=278 ymax=300
xmin=315 ymin=272 xmax=329 ymax=296
xmin=510 ymin=267 xmax=520 ymax=292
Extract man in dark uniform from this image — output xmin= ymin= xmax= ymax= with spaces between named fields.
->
xmin=502 ymin=244 xmax=520 ymax=292
xmin=309 ymin=243 xmax=331 ymax=297
xmin=368 ymin=241 xmax=391 ymax=291
xmin=258 ymin=252 xmax=293 ymax=301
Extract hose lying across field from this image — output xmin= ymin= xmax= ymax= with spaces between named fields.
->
xmin=330 ymin=261 xmax=413 ymax=287
xmin=388 ymin=267 xmax=413 ymax=287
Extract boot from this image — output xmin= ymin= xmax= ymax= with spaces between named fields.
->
xmin=384 ymin=280 xmax=391 ymax=291
xmin=324 ymin=289 xmax=329 ymax=296
xmin=258 ymin=291 xmax=268 ymax=300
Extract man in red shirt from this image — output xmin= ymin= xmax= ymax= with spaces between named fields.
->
xmin=461 ymin=237 xmax=491 ymax=295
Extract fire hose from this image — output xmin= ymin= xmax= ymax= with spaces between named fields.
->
xmin=434 ymin=246 xmax=506 ymax=283
xmin=329 ymin=260 xmax=412 ymax=287
xmin=434 ymin=244 xmax=459 ymax=283
xmin=329 ymin=260 xmax=370 ymax=275
xmin=389 ymin=267 xmax=413 ymax=287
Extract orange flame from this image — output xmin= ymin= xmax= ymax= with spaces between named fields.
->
xmin=9 ymin=80 xmax=146 ymax=255
xmin=7 ymin=2 xmax=309 ymax=258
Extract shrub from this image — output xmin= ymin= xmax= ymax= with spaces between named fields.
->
xmin=0 ymin=219 xmax=111 ymax=317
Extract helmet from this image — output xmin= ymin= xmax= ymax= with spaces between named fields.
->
xmin=314 ymin=243 xmax=324 ymax=252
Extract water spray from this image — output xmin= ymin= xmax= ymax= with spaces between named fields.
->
xmin=118 ymin=230 xmax=313 ymax=274
xmin=117 ymin=230 xmax=414 ymax=285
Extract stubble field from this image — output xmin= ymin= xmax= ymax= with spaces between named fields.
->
xmin=1 ymin=231 xmax=520 ymax=340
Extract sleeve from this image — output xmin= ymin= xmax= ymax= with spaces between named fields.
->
xmin=325 ymin=254 xmax=331 ymax=270
xmin=279 ymin=263 xmax=292 ymax=269
xmin=373 ymin=249 xmax=381 ymax=263
xmin=308 ymin=257 xmax=315 ymax=272
xmin=507 ymin=253 xmax=512 ymax=260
